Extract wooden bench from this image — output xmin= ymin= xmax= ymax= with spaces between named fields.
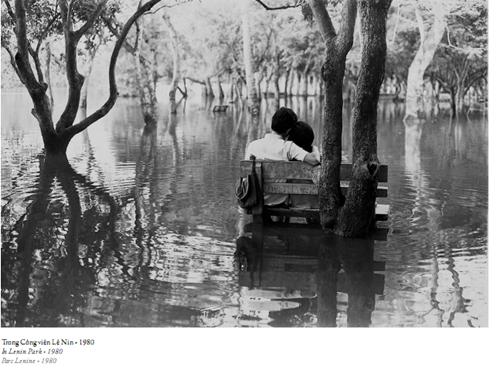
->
xmin=212 ymin=105 xmax=229 ymax=112
xmin=240 ymin=161 xmax=389 ymax=224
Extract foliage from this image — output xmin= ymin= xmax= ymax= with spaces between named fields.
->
xmin=2 ymin=0 xmax=487 ymax=104
xmin=428 ymin=2 xmax=487 ymax=96
xmin=384 ymin=0 xmax=487 ymax=98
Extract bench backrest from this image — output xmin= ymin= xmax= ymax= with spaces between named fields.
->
xmin=240 ymin=161 xmax=388 ymax=197
xmin=240 ymin=160 xmax=389 ymax=222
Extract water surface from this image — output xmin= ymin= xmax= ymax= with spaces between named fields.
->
xmin=1 ymin=92 xmax=487 ymax=327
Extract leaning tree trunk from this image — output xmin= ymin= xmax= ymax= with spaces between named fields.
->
xmin=10 ymin=0 xmax=163 ymax=157
xmin=336 ymin=0 xmax=391 ymax=237
xmin=405 ymin=1 xmax=447 ymax=121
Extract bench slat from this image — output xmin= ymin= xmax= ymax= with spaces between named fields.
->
xmin=267 ymin=204 xmax=390 ymax=221
xmin=240 ymin=160 xmax=389 ymax=224
xmin=241 ymin=161 xmax=388 ymax=182
xmin=263 ymin=183 xmax=388 ymax=197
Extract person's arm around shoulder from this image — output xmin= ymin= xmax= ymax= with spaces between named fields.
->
xmin=311 ymin=145 xmax=321 ymax=161
xmin=287 ymin=141 xmax=320 ymax=166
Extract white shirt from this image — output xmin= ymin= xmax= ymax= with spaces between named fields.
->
xmin=245 ymin=133 xmax=309 ymax=162
xmin=244 ymin=133 xmax=309 ymax=206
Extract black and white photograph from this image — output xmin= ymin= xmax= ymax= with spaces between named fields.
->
xmin=1 ymin=0 xmax=488 ymax=368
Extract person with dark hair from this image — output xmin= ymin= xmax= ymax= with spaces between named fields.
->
xmin=245 ymin=107 xmax=320 ymax=207
xmin=287 ymin=121 xmax=320 ymax=160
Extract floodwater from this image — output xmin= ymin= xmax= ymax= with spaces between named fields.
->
xmin=1 ymin=91 xmax=487 ymax=327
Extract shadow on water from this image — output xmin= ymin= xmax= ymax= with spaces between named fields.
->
xmin=234 ymin=221 xmax=386 ymax=327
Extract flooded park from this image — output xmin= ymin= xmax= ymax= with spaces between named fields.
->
xmin=0 ymin=0 xmax=487 ymax=336
xmin=1 ymin=90 xmax=487 ymax=327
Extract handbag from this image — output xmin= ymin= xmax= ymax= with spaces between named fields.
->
xmin=235 ymin=156 xmax=261 ymax=208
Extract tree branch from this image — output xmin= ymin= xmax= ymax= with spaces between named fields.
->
xmin=337 ymin=0 xmax=357 ymax=54
xmin=103 ymin=16 xmax=151 ymax=66
xmin=13 ymin=0 xmax=42 ymax=91
xmin=74 ymin=1 xmax=108 ymax=41
xmin=254 ymin=0 xmax=302 ymax=11
xmin=28 ymin=45 xmax=45 ymax=83
xmin=2 ymin=43 xmax=25 ymax=84
xmin=185 ymin=76 xmax=206 ymax=85
xmin=57 ymin=1 xmax=85 ymax=130
xmin=58 ymin=0 xmax=73 ymax=32
xmin=64 ymin=0 xmax=163 ymax=138
xmin=149 ymin=1 xmax=190 ymax=14
xmin=307 ymin=0 xmax=337 ymax=42
xmin=35 ymin=10 xmax=60 ymax=54
xmin=4 ymin=0 xmax=16 ymax=21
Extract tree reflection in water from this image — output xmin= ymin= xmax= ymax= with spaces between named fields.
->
xmin=1 ymin=97 xmax=485 ymax=327
xmin=234 ymin=222 xmax=386 ymax=327
xmin=1 ymin=154 xmax=120 ymax=326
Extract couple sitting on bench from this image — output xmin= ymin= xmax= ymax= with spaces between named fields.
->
xmin=244 ymin=107 xmax=320 ymax=210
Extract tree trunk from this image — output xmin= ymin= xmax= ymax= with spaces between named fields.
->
xmin=273 ymin=65 xmax=280 ymax=99
xmin=205 ymin=76 xmax=215 ymax=98
xmin=241 ymin=0 xmax=259 ymax=115
xmin=283 ymin=67 xmax=291 ymax=97
xmin=336 ymin=0 xmax=391 ymax=237
xmin=11 ymin=0 xmax=163 ymax=155
xmin=309 ymin=0 xmax=356 ymax=229
xmin=134 ymin=19 xmax=158 ymax=126
xmin=164 ymin=16 xmax=180 ymax=114
xmin=310 ymin=0 xmax=391 ymax=236
xmin=44 ymin=40 xmax=54 ymax=110
xmin=290 ymin=70 xmax=296 ymax=96
xmin=80 ymin=37 xmax=102 ymax=117
xmin=299 ymin=70 xmax=308 ymax=96
xmin=255 ymin=70 xmax=263 ymax=101
xmin=405 ymin=1 xmax=447 ymax=121
xmin=217 ymin=75 xmax=225 ymax=101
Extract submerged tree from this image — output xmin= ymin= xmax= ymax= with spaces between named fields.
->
xmin=308 ymin=0 xmax=392 ymax=236
xmin=254 ymin=0 xmax=391 ymax=236
xmin=2 ymin=0 xmax=163 ymax=158
xmin=403 ymin=0 xmax=449 ymax=121
xmin=242 ymin=0 xmax=260 ymax=115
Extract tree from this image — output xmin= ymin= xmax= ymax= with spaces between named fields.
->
xmin=428 ymin=2 xmax=487 ymax=114
xmin=306 ymin=0 xmax=356 ymax=230
xmin=403 ymin=0 xmax=449 ymax=121
xmin=253 ymin=0 xmax=391 ymax=236
xmin=242 ymin=0 xmax=260 ymax=115
xmin=164 ymin=14 xmax=182 ymax=114
xmin=2 ymin=0 xmax=163 ymax=158
xmin=307 ymin=0 xmax=392 ymax=236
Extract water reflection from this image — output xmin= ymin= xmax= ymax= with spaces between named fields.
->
xmin=2 ymin=154 xmax=114 ymax=326
xmin=1 ymin=93 xmax=487 ymax=327
xmin=234 ymin=222 xmax=386 ymax=327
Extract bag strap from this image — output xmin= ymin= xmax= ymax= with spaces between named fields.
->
xmin=250 ymin=155 xmax=256 ymax=174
